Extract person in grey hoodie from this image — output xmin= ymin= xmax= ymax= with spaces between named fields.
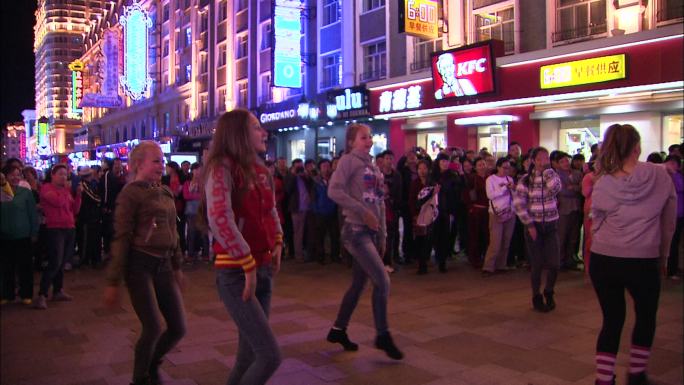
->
xmin=325 ymin=123 xmax=403 ymax=360
xmin=589 ymin=124 xmax=677 ymax=385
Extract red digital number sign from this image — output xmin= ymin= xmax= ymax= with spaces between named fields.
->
xmin=431 ymin=42 xmax=497 ymax=101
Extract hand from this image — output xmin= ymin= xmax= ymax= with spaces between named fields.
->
xmin=103 ymin=286 xmax=120 ymax=308
xmin=242 ymin=269 xmax=257 ymax=302
xmin=527 ymin=226 xmax=538 ymax=241
xmin=174 ymin=269 xmax=185 ymax=290
xmin=434 ymin=184 xmax=441 ymax=194
xmin=362 ymin=210 xmax=379 ymax=231
xmin=272 ymin=244 xmax=283 ymax=275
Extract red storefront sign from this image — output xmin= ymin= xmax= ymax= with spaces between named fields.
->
xmin=431 ymin=41 xmax=497 ymax=100
xmin=370 ymin=36 xmax=683 ymax=116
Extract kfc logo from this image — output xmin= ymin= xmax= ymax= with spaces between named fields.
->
xmin=431 ymin=43 xmax=496 ymax=100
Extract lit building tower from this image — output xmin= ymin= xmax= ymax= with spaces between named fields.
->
xmin=2 ymin=123 xmax=27 ymax=163
xmin=34 ymin=0 xmax=106 ymax=155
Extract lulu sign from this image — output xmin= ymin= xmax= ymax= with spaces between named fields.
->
xmin=69 ymin=60 xmax=84 ymax=117
xmin=120 ymin=1 xmax=152 ymax=100
xmin=273 ymin=0 xmax=303 ymax=88
xmin=540 ymin=54 xmax=627 ymax=89
xmin=431 ymin=41 xmax=496 ymax=100
xmin=326 ymin=87 xmax=369 ymax=119
xmin=399 ymin=0 xmax=439 ymax=40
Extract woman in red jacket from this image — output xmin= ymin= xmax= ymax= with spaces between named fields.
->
xmin=202 ymin=109 xmax=283 ymax=385
xmin=34 ymin=164 xmax=81 ymax=309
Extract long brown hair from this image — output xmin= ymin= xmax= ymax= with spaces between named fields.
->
xmin=198 ymin=109 xmax=259 ymax=230
xmin=345 ymin=123 xmax=370 ymax=153
xmin=597 ymin=123 xmax=640 ymax=176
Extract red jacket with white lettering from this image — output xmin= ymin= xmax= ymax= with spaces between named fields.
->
xmin=205 ymin=159 xmax=283 ymax=272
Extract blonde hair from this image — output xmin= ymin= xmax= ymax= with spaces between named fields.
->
xmin=598 ymin=124 xmax=640 ymax=176
xmin=345 ymin=123 xmax=371 ymax=153
xmin=128 ymin=140 xmax=162 ymax=178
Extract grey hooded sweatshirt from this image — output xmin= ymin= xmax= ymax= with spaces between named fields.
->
xmin=328 ymin=148 xmax=387 ymax=242
xmin=591 ymin=162 xmax=677 ymax=259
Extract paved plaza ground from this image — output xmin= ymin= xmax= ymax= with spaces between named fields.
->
xmin=1 ymin=259 xmax=682 ymax=385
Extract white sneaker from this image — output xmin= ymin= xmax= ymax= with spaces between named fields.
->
xmin=384 ymin=265 xmax=395 ymax=274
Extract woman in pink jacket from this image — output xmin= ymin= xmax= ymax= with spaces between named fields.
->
xmin=34 ymin=164 xmax=81 ymax=309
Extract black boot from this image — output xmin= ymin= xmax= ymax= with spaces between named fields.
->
xmin=130 ymin=377 xmax=152 ymax=385
xmin=327 ymin=328 xmax=358 ymax=351
xmin=149 ymin=359 xmax=163 ymax=385
xmin=627 ymin=372 xmax=651 ymax=385
xmin=544 ymin=291 xmax=556 ymax=311
xmin=375 ymin=332 xmax=404 ymax=360
xmin=532 ymin=294 xmax=549 ymax=313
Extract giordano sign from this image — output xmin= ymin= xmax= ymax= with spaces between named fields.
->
xmin=540 ymin=54 xmax=627 ymax=89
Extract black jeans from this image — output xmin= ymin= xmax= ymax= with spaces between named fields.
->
xmin=78 ymin=221 xmax=102 ymax=266
xmin=125 ymin=251 xmax=186 ymax=383
xmin=432 ymin=214 xmax=452 ymax=268
xmin=383 ymin=217 xmax=399 ymax=267
xmin=39 ymin=228 xmax=75 ymax=296
xmin=525 ymin=221 xmax=559 ymax=296
xmin=1 ymin=238 xmax=34 ymax=301
xmin=590 ymin=253 xmax=660 ymax=354
xmin=311 ymin=212 xmax=341 ymax=262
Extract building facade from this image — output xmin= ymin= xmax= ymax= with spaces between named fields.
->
xmin=2 ymin=123 xmax=27 ymax=162
xmin=34 ymin=0 xmax=107 ymax=154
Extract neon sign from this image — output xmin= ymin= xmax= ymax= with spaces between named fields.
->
xmin=120 ymin=2 xmax=152 ymax=100
xmin=273 ymin=0 xmax=302 ymax=88
xmin=19 ymin=132 xmax=26 ymax=160
xmin=540 ymin=54 xmax=627 ymax=89
xmin=378 ymin=85 xmax=423 ymax=113
xmin=431 ymin=42 xmax=496 ymax=100
xmin=326 ymin=86 xmax=370 ymax=119
xmin=37 ymin=121 xmax=50 ymax=156
xmin=103 ymin=30 xmax=120 ymax=96
xmin=69 ymin=60 xmax=84 ymax=117
xmin=400 ymin=0 xmax=439 ymax=40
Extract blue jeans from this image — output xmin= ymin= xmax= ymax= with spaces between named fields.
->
xmin=334 ymin=224 xmax=390 ymax=335
xmin=216 ymin=266 xmax=281 ymax=385
xmin=39 ymin=228 xmax=75 ymax=296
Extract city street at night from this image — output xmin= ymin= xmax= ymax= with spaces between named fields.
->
xmin=2 ymin=259 xmax=682 ymax=385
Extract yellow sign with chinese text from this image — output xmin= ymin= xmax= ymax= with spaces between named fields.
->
xmin=540 ymin=54 xmax=626 ymax=89
xmin=404 ymin=0 xmax=439 ymax=40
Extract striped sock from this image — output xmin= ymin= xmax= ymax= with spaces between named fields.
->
xmin=629 ymin=345 xmax=651 ymax=374
xmin=596 ymin=352 xmax=616 ymax=384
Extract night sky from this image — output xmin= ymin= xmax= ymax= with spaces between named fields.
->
xmin=1 ymin=1 xmax=38 ymax=126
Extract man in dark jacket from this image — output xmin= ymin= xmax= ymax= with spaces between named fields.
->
xmin=99 ymin=158 xmax=124 ymax=258
xmin=77 ymin=168 xmax=102 ymax=267
xmin=285 ymin=159 xmax=313 ymax=261
xmin=310 ymin=159 xmax=339 ymax=264
xmin=378 ymin=151 xmax=402 ymax=270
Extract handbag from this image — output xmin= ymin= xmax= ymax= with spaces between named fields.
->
xmin=414 ymin=187 xmax=439 ymax=236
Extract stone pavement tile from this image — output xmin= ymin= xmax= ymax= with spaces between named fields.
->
xmin=510 ymin=347 xmax=593 ymax=382
xmin=64 ymin=379 xmax=109 ymax=385
xmin=165 ymin=345 xmax=224 ymax=365
xmin=187 ymin=369 xmax=227 ymax=385
xmin=646 ymin=347 xmax=684 ymax=376
xmin=338 ymin=361 xmax=439 ymax=385
xmin=416 ymin=332 xmax=528 ymax=368
xmin=304 ymin=363 xmax=349 ymax=381
xmin=162 ymin=358 xmax=228 ymax=380
xmin=400 ymin=345 xmax=469 ymax=377
xmin=518 ymin=370 xmax=574 ymax=385
xmin=456 ymin=364 xmax=531 ymax=385
xmin=655 ymin=366 xmax=684 ymax=385
xmin=270 ymin=369 xmax=336 ymax=385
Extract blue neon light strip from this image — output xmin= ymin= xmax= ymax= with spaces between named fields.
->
xmin=121 ymin=3 xmax=152 ymax=100
xmin=273 ymin=0 xmax=302 ymax=88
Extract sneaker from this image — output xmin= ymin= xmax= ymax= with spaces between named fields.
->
xmin=384 ymin=265 xmax=394 ymax=273
xmin=667 ymin=275 xmax=681 ymax=281
xmin=52 ymin=291 xmax=73 ymax=301
xmin=375 ymin=332 xmax=404 ymax=360
xmin=627 ymin=372 xmax=651 ymax=385
xmin=21 ymin=298 xmax=32 ymax=305
xmin=33 ymin=295 xmax=47 ymax=309
xmin=327 ymin=328 xmax=359 ymax=351
xmin=64 ymin=262 xmax=73 ymax=271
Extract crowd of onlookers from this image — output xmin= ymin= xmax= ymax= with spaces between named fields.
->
xmin=1 ymin=141 xmax=682 ymax=306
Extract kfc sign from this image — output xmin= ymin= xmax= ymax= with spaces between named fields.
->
xmin=431 ymin=41 xmax=497 ymax=100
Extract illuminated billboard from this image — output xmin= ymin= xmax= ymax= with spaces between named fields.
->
xmin=399 ymin=0 xmax=439 ymax=40
xmin=69 ymin=60 xmax=84 ymax=117
xmin=431 ymin=41 xmax=496 ymax=100
xmin=120 ymin=2 xmax=152 ymax=100
xmin=540 ymin=54 xmax=627 ymax=89
xmin=272 ymin=0 xmax=303 ymax=88
xmin=37 ymin=120 xmax=50 ymax=156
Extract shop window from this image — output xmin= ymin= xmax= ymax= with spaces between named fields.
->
xmin=559 ymin=119 xmax=600 ymax=160
xmin=218 ymin=87 xmax=227 ymax=112
xmin=323 ymin=0 xmax=341 ymax=26
xmin=417 ymin=132 xmax=447 ymax=159
xmin=261 ymin=21 xmax=272 ymax=50
xmin=477 ymin=124 xmax=508 ymax=159
xmin=475 ymin=7 xmax=515 ymax=54
xmin=321 ymin=52 xmax=342 ymax=89
xmin=237 ymin=81 xmax=248 ymax=107
xmin=290 ymin=139 xmax=306 ymax=162
xmin=554 ymin=0 xmax=607 ymax=43
xmin=663 ymin=114 xmax=683 ymax=150
xmin=236 ymin=33 xmax=248 ymax=59
xmin=316 ymin=137 xmax=336 ymax=159
xmin=364 ymin=0 xmax=385 ymax=12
